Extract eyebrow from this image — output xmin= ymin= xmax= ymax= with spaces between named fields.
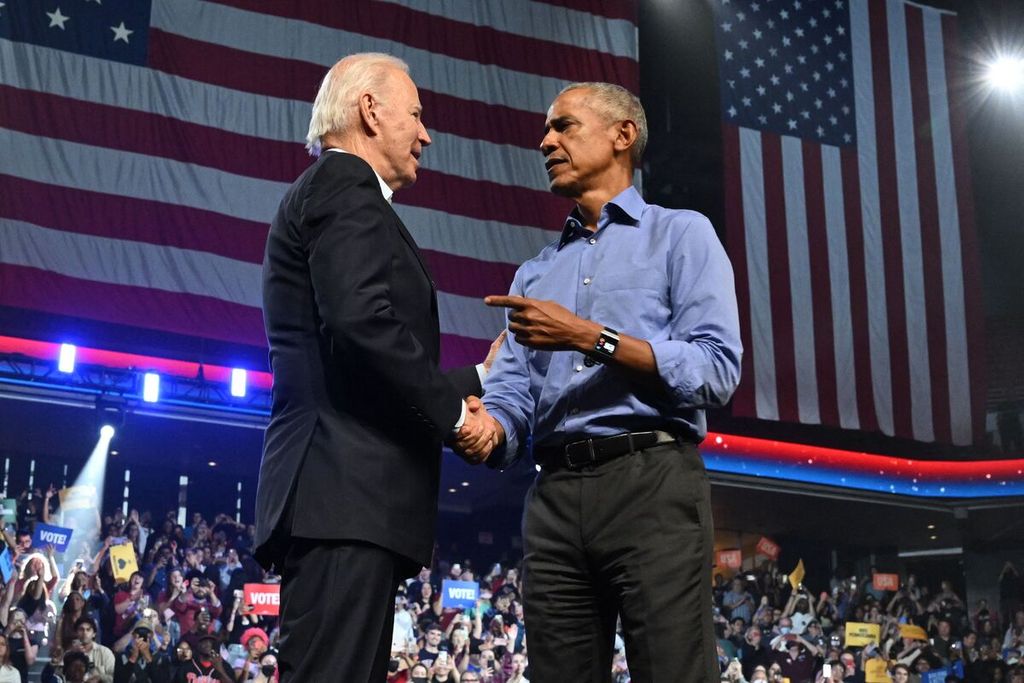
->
xmin=543 ymin=115 xmax=578 ymax=134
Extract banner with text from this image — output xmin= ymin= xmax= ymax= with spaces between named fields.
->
xmin=717 ymin=549 xmax=743 ymax=569
xmin=110 ymin=543 xmax=138 ymax=583
xmin=0 ymin=548 xmax=13 ymax=584
xmin=441 ymin=580 xmax=479 ymax=610
xmin=756 ymin=536 xmax=780 ymax=561
xmin=244 ymin=583 xmax=281 ymax=616
xmin=872 ymin=573 xmax=900 ymax=592
xmin=32 ymin=522 xmax=73 ymax=552
xmin=845 ymin=622 xmax=881 ymax=648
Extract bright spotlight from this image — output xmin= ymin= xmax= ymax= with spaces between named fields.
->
xmin=987 ymin=56 xmax=1024 ymax=92
xmin=58 ymin=343 xmax=76 ymax=373
xmin=100 ymin=424 xmax=115 ymax=439
xmin=230 ymin=368 xmax=247 ymax=398
xmin=142 ymin=372 xmax=160 ymax=403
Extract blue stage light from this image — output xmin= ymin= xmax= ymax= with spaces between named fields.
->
xmin=100 ymin=424 xmax=115 ymax=439
xmin=230 ymin=368 xmax=247 ymax=398
xmin=58 ymin=343 xmax=76 ymax=373
xmin=142 ymin=372 xmax=160 ymax=403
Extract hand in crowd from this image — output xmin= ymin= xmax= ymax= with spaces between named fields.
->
xmin=453 ymin=397 xmax=503 ymax=465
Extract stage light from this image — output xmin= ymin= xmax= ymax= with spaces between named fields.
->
xmin=100 ymin=424 xmax=115 ymax=439
xmin=230 ymin=368 xmax=247 ymax=398
xmin=142 ymin=372 xmax=160 ymax=403
xmin=58 ymin=343 xmax=76 ymax=373
xmin=987 ymin=56 xmax=1024 ymax=92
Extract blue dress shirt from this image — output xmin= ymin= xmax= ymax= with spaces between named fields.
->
xmin=482 ymin=186 xmax=743 ymax=469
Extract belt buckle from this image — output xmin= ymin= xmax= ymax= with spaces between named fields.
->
xmin=563 ymin=439 xmax=596 ymax=470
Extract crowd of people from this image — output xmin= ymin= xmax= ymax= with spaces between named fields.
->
xmin=2 ymin=486 xmax=1022 ymax=682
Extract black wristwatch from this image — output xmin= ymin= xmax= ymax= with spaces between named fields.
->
xmin=584 ymin=327 xmax=620 ymax=366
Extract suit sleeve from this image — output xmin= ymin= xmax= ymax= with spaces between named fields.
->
xmin=301 ymin=157 xmax=463 ymax=441
xmin=445 ymin=365 xmax=482 ymax=398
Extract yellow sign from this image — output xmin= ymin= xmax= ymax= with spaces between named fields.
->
xmin=899 ymin=623 xmax=928 ymax=641
xmin=59 ymin=486 xmax=97 ymax=512
xmin=845 ymin=622 xmax=881 ymax=648
xmin=788 ymin=559 xmax=805 ymax=590
xmin=110 ymin=543 xmax=138 ymax=584
xmin=864 ymin=658 xmax=891 ymax=683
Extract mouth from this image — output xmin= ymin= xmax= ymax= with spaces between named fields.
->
xmin=544 ymin=157 xmax=566 ymax=172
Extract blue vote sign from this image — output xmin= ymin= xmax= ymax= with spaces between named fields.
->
xmin=441 ymin=580 xmax=479 ymax=609
xmin=32 ymin=523 xmax=74 ymax=553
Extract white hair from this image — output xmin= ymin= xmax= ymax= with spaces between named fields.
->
xmin=559 ymin=82 xmax=648 ymax=165
xmin=305 ymin=53 xmax=409 ymax=156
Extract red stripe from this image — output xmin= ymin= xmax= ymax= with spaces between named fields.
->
xmin=942 ymin=15 xmax=986 ymax=444
xmin=721 ymin=124 xmax=756 ymax=418
xmin=905 ymin=5 xmax=951 ymax=444
xmin=440 ymin=334 xmax=494 ymax=372
xmin=146 ymin=31 xmax=546 ymax=151
xmin=761 ymin=133 xmax=797 ymax=423
xmin=801 ymin=142 xmax=839 ymax=427
xmin=531 ymin=0 xmax=638 ymax=23
xmin=0 ymin=175 xmax=268 ymax=264
xmin=202 ymin=0 xmax=639 ymax=92
xmin=421 ymin=250 xmax=517 ymax=300
xmin=840 ymin=148 xmax=878 ymax=434
xmin=868 ymin=0 xmax=913 ymax=440
xmin=0 ymin=265 xmax=267 ymax=348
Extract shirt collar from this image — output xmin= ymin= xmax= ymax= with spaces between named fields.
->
xmin=325 ymin=148 xmax=393 ymax=204
xmin=557 ymin=185 xmax=645 ymax=248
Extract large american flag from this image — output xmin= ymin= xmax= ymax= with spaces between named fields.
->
xmin=0 ymin=0 xmax=638 ymax=370
xmin=715 ymin=0 xmax=984 ymax=446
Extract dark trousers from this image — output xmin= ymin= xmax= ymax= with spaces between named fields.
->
xmin=522 ymin=441 xmax=718 ymax=683
xmin=278 ymin=538 xmax=408 ymax=683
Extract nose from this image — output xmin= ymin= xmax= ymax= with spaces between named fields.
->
xmin=419 ymin=121 xmax=431 ymax=147
xmin=540 ymin=130 xmax=557 ymax=157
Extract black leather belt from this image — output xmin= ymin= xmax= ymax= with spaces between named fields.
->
xmin=533 ymin=430 xmax=679 ymax=471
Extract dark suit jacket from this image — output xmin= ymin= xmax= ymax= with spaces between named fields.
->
xmin=254 ymin=151 xmax=480 ymax=570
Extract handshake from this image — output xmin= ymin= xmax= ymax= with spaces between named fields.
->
xmin=451 ymin=396 xmax=504 ymax=465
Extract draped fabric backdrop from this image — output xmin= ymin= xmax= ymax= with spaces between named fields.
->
xmin=0 ymin=0 xmax=638 ymax=368
xmin=715 ymin=0 xmax=984 ymax=446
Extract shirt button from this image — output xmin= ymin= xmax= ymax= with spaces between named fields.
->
xmin=575 ymin=365 xmax=583 ymax=372
xmin=588 ymin=238 xmax=596 ymax=245
xmin=583 ymin=277 xmax=591 ymax=285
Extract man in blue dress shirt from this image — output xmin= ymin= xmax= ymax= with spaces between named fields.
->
xmin=468 ymin=82 xmax=743 ymax=682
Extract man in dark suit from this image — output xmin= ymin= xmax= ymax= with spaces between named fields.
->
xmin=254 ymin=53 xmax=498 ymax=682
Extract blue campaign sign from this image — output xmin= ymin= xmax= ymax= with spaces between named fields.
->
xmin=441 ymin=580 xmax=479 ymax=610
xmin=0 ymin=548 xmax=13 ymax=584
xmin=32 ymin=523 xmax=74 ymax=552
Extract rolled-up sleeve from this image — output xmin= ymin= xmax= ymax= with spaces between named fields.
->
xmin=649 ymin=215 xmax=743 ymax=409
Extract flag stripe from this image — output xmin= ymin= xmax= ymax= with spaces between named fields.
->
xmin=941 ymin=14 xmax=985 ymax=444
xmin=762 ymin=134 xmax=798 ymax=424
xmin=370 ymin=0 xmax=638 ymax=60
xmin=531 ymin=0 xmax=638 ymax=23
xmin=821 ymin=146 xmax=859 ymax=430
xmin=904 ymin=3 xmax=951 ymax=444
xmin=781 ymin=135 xmax=820 ymax=424
xmin=840 ymin=146 xmax=879 ymax=433
xmin=739 ymin=127 xmax=779 ymax=421
xmin=723 ymin=123 xmax=757 ymax=417
xmin=420 ymin=250 xmax=517 ymax=300
xmin=803 ymin=142 xmax=840 ymax=428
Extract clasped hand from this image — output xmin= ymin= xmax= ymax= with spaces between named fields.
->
xmin=452 ymin=397 xmax=502 ymax=465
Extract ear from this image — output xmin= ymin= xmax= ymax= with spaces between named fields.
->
xmin=358 ymin=92 xmax=381 ymax=136
xmin=612 ymin=119 xmax=638 ymax=157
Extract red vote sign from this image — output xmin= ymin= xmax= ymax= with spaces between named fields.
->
xmin=872 ymin=573 xmax=900 ymax=592
xmin=756 ymin=536 xmax=781 ymax=560
xmin=717 ymin=549 xmax=742 ymax=569
xmin=243 ymin=583 xmax=281 ymax=616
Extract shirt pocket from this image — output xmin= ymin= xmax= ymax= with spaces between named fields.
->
xmin=589 ymin=269 xmax=669 ymax=332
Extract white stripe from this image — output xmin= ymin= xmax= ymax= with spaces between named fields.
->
xmin=821 ymin=145 xmax=860 ymax=430
xmin=0 ymin=129 xmax=288 ymax=224
xmin=850 ymin=0 xmax=894 ymax=436
xmin=438 ymin=292 xmax=507 ymax=341
xmin=396 ymin=205 xmax=560 ymax=265
xmin=0 ymin=40 xmax=551 ymax=195
xmin=781 ymin=135 xmax=820 ymax=424
xmin=886 ymin=0 xmax=933 ymax=442
xmin=739 ymin=128 xmax=779 ymax=422
xmin=923 ymin=9 xmax=971 ymax=444
xmin=373 ymin=0 xmax=638 ymax=59
xmin=0 ymin=219 xmax=262 ymax=307
xmin=151 ymin=0 xmax=569 ymax=116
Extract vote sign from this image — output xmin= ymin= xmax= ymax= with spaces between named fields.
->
xmin=244 ymin=583 xmax=281 ymax=616
xmin=32 ymin=523 xmax=73 ymax=552
xmin=441 ymin=580 xmax=479 ymax=609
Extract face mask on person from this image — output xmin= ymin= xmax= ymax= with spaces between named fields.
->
xmin=261 ymin=665 xmax=276 ymax=677
xmin=779 ymin=626 xmax=791 ymax=635
xmin=411 ymin=677 xmax=428 ymax=683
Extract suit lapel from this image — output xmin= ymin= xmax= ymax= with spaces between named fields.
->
xmin=387 ymin=204 xmax=435 ymax=291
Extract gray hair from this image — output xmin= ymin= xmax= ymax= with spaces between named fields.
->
xmin=305 ymin=53 xmax=409 ymax=156
xmin=558 ymin=82 xmax=648 ymax=165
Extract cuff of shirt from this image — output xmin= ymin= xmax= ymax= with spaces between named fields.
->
xmin=452 ymin=399 xmax=468 ymax=433
xmin=475 ymin=363 xmax=487 ymax=388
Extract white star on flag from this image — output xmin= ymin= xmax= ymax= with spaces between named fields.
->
xmin=46 ymin=7 xmax=70 ymax=29
xmin=111 ymin=22 xmax=133 ymax=43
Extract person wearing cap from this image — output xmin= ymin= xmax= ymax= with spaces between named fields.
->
xmin=233 ymin=627 xmax=270 ymax=680
xmin=172 ymin=631 xmax=232 ymax=682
